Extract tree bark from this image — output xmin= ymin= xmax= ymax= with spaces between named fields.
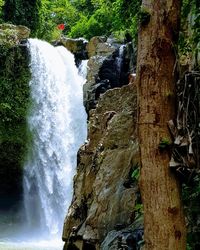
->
xmin=136 ymin=0 xmax=186 ymax=249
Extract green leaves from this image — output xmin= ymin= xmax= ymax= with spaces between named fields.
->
xmin=159 ymin=137 xmax=171 ymax=150
xmin=182 ymin=174 xmax=200 ymax=249
xmin=0 ymin=44 xmax=31 ymax=199
xmin=131 ymin=167 xmax=140 ymax=181
xmin=0 ymin=45 xmax=30 ymax=129
xmin=69 ymin=5 xmax=113 ymax=39
xmin=2 ymin=0 xmax=41 ymax=35
xmin=179 ymin=0 xmax=200 ymax=66
xmin=30 ymin=0 xmax=141 ymax=41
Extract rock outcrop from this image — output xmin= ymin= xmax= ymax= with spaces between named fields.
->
xmin=55 ymin=35 xmax=136 ymax=113
xmin=62 ymin=83 xmax=140 ymax=249
xmin=54 ymin=37 xmax=88 ymax=65
xmin=84 ymin=37 xmax=135 ymax=113
xmin=0 ymin=23 xmax=30 ymax=46
xmin=61 ymin=34 xmax=141 ymax=250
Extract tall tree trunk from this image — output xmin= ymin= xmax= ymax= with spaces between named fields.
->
xmin=136 ymin=0 xmax=186 ymax=249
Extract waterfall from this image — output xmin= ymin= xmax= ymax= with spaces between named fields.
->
xmin=116 ymin=45 xmax=125 ymax=74
xmin=78 ymin=60 xmax=88 ymax=80
xmin=23 ymin=39 xmax=87 ymax=239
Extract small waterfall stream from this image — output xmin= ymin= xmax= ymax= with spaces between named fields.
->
xmin=78 ymin=60 xmax=88 ymax=80
xmin=23 ymin=39 xmax=87 ymax=240
xmin=116 ymin=45 xmax=125 ymax=74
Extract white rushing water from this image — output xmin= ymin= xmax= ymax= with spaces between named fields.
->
xmin=78 ymin=60 xmax=88 ymax=81
xmin=116 ymin=45 xmax=125 ymax=73
xmin=22 ymin=38 xmax=87 ymax=240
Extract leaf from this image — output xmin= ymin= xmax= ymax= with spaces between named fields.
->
xmin=131 ymin=167 xmax=140 ymax=180
xmin=0 ymin=102 xmax=12 ymax=110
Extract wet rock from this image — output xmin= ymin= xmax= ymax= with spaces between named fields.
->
xmin=84 ymin=37 xmax=135 ymax=113
xmin=101 ymin=217 xmax=144 ymax=250
xmin=53 ymin=35 xmax=136 ymax=113
xmin=54 ymin=37 xmax=88 ymax=65
xmin=86 ymin=36 xmax=115 ymax=58
xmin=101 ymin=228 xmax=143 ymax=250
xmin=62 ymin=84 xmax=139 ymax=249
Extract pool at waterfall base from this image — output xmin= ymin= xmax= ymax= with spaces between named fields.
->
xmin=0 ymin=240 xmax=63 ymax=250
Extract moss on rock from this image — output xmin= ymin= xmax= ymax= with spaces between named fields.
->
xmin=0 ymin=38 xmax=31 ymax=209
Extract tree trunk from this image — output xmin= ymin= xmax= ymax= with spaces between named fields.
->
xmin=136 ymin=0 xmax=186 ymax=249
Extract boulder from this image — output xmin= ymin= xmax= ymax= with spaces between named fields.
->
xmin=86 ymin=36 xmax=116 ymax=58
xmin=54 ymin=37 xmax=88 ymax=65
xmin=0 ymin=23 xmax=30 ymax=46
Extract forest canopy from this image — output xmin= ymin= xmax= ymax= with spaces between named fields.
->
xmin=0 ymin=0 xmax=199 ymax=53
xmin=0 ymin=0 xmax=141 ymax=41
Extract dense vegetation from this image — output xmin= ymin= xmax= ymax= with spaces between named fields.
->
xmin=0 ymin=42 xmax=30 ymax=209
xmin=37 ymin=0 xmax=141 ymax=41
xmin=0 ymin=0 xmax=199 ymax=52
xmin=2 ymin=0 xmax=41 ymax=35
xmin=0 ymin=0 xmax=141 ymax=41
xmin=180 ymin=0 xmax=200 ymax=69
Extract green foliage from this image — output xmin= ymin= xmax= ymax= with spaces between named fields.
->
xmin=134 ymin=203 xmax=143 ymax=219
xmin=186 ymin=245 xmax=192 ymax=250
xmin=131 ymin=166 xmax=140 ymax=182
xmin=130 ymin=163 xmax=143 ymax=221
xmin=182 ymin=174 xmax=200 ymax=249
xmin=0 ymin=44 xmax=31 ymax=201
xmin=0 ymin=24 xmax=27 ymax=47
xmin=179 ymin=0 xmax=200 ymax=67
xmin=159 ymin=137 xmax=171 ymax=149
xmin=2 ymin=0 xmax=41 ymax=35
xmin=0 ymin=0 xmax=4 ymax=22
xmin=34 ymin=0 xmax=141 ymax=41
xmin=69 ymin=6 xmax=113 ymax=39
xmin=165 ymin=91 xmax=174 ymax=98
xmin=69 ymin=0 xmax=141 ymax=40
xmin=1 ymin=0 xmax=142 ymax=41
xmin=70 ymin=0 xmax=96 ymax=15
xmin=111 ymin=0 xmax=141 ymax=41
xmin=36 ymin=0 xmax=79 ymax=41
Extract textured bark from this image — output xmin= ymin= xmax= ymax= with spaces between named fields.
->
xmin=136 ymin=0 xmax=186 ymax=249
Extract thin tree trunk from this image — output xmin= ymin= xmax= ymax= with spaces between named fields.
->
xmin=136 ymin=0 xmax=186 ymax=249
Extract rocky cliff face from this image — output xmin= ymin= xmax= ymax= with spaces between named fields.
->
xmin=60 ymin=36 xmax=136 ymax=114
xmin=63 ymin=84 xmax=140 ymax=250
xmin=86 ymin=37 xmax=136 ymax=114
xmin=62 ymin=37 xmax=141 ymax=249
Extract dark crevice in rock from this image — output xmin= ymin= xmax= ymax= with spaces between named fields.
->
xmin=82 ymin=241 xmax=96 ymax=250
xmin=83 ymin=37 xmax=136 ymax=114
xmin=73 ymin=198 xmax=88 ymax=221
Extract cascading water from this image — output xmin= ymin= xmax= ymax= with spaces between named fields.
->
xmin=23 ymin=38 xmax=87 ymax=240
xmin=116 ymin=45 xmax=125 ymax=73
xmin=78 ymin=60 xmax=88 ymax=81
